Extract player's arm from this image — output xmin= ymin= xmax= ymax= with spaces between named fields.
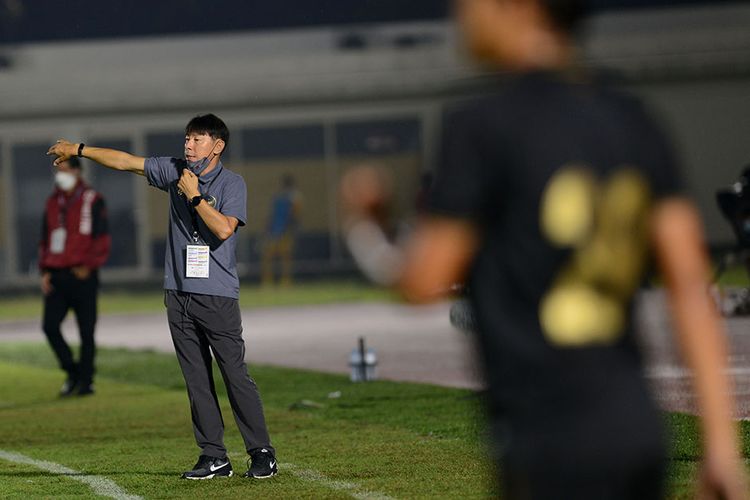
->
xmin=398 ymin=217 xmax=479 ymax=303
xmin=651 ymin=197 xmax=748 ymax=499
xmin=47 ymin=139 xmax=145 ymax=176
xmin=341 ymin=166 xmax=479 ymax=302
xmin=177 ymin=168 xmax=239 ymax=241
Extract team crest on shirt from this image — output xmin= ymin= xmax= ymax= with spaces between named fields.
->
xmin=206 ymin=195 xmax=217 ymax=208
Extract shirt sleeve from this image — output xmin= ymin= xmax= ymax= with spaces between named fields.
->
xmin=219 ymin=173 xmax=247 ymax=227
xmin=630 ymin=102 xmax=684 ymax=200
xmin=427 ymin=105 xmax=490 ymax=219
xmin=650 ymin=140 xmax=682 ymax=201
xmin=144 ymin=157 xmax=182 ymax=192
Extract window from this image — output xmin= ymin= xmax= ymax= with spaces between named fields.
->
xmin=238 ymin=124 xmax=329 ymax=264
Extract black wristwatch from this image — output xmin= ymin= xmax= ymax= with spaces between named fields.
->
xmin=190 ymin=195 xmax=202 ymax=207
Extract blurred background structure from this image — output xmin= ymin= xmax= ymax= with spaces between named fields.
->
xmin=0 ymin=0 xmax=748 ymax=289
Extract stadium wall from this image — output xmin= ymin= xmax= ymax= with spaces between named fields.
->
xmin=0 ymin=4 xmax=748 ymax=288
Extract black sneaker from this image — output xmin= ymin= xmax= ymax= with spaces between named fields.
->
xmin=181 ymin=455 xmax=233 ymax=480
xmin=244 ymin=448 xmax=277 ymax=479
xmin=59 ymin=376 xmax=78 ymax=397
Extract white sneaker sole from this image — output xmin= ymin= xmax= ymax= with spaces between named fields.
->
xmin=249 ymin=470 xmax=277 ymax=479
xmin=184 ymin=470 xmax=233 ymax=480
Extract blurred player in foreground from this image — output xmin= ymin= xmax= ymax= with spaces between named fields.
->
xmin=39 ymin=156 xmax=110 ymax=396
xmin=341 ymin=0 xmax=748 ymax=498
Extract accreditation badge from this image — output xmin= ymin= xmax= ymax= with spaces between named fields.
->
xmin=50 ymin=228 xmax=67 ymax=254
xmin=186 ymin=245 xmax=210 ymax=278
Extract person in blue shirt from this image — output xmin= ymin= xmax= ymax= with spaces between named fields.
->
xmin=261 ymin=174 xmax=302 ymax=286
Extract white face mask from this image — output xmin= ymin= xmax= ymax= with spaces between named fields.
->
xmin=54 ymin=171 xmax=77 ymax=191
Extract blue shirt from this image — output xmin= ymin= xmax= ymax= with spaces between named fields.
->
xmin=268 ymin=191 xmax=297 ymax=236
xmin=145 ymin=157 xmax=247 ymax=299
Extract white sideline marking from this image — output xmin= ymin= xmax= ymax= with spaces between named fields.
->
xmin=284 ymin=463 xmax=395 ymax=500
xmin=0 ymin=450 xmax=142 ymax=500
xmin=228 ymin=454 xmax=394 ymax=500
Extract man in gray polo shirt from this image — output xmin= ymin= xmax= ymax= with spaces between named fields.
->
xmin=47 ymin=114 xmax=277 ymax=480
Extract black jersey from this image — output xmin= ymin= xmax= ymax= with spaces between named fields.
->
xmin=428 ymin=71 xmax=680 ymax=466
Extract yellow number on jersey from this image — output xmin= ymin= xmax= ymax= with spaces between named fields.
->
xmin=539 ymin=166 xmax=651 ymax=347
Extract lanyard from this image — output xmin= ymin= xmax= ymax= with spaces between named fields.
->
xmin=190 ymin=209 xmax=202 ymax=243
xmin=56 ymin=184 xmax=84 ymax=227
xmin=188 ymin=168 xmax=223 ymax=244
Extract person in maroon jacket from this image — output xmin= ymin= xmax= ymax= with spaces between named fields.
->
xmin=39 ymin=156 xmax=111 ymax=396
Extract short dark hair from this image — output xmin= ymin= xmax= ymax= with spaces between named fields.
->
xmin=185 ymin=113 xmax=230 ymax=150
xmin=541 ymin=0 xmax=590 ymax=33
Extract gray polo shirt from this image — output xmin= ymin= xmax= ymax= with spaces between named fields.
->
xmin=145 ymin=157 xmax=247 ymax=299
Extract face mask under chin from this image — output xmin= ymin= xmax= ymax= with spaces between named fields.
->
xmin=186 ymin=154 xmax=215 ymax=175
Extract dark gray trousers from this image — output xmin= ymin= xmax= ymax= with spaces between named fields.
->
xmin=165 ymin=290 xmax=274 ymax=459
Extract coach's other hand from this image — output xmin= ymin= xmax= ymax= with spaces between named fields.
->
xmin=46 ymin=139 xmax=78 ymax=166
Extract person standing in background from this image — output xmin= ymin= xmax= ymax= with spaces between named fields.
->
xmin=261 ymin=174 xmax=302 ymax=286
xmin=39 ymin=156 xmax=110 ymax=397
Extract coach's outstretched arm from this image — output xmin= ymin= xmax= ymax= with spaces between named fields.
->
xmin=47 ymin=139 xmax=145 ymax=176
xmin=652 ymin=198 xmax=749 ymax=500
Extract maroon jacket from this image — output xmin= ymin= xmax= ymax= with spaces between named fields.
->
xmin=39 ymin=181 xmax=111 ymax=271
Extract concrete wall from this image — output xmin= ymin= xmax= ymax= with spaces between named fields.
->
xmin=1 ymin=3 xmax=749 ymax=286
xmin=634 ymin=78 xmax=750 ymax=244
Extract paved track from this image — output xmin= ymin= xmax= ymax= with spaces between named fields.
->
xmin=1 ymin=290 xmax=748 ymax=418
xmin=0 ymin=302 xmax=482 ymax=389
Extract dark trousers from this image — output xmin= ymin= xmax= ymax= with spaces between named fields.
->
xmin=502 ymin=456 xmax=665 ymax=500
xmin=165 ymin=290 xmax=274 ymax=459
xmin=42 ymin=269 xmax=99 ymax=385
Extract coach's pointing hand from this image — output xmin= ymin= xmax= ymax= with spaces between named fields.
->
xmin=178 ymin=168 xmax=200 ymax=199
xmin=46 ymin=139 xmax=78 ymax=166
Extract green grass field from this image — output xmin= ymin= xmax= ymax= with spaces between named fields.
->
xmin=0 ymin=281 xmax=396 ymax=322
xmin=0 ymin=344 xmax=748 ymax=499
xmin=0 ymin=343 xmax=494 ymax=499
